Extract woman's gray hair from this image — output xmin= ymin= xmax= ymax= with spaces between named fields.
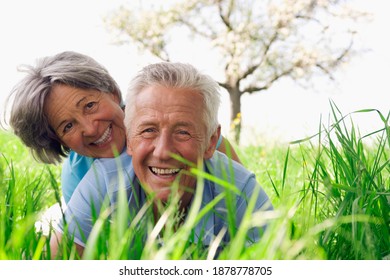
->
xmin=125 ymin=62 xmax=221 ymax=138
xmin=4 ymin=51 xmax=123 ymax=164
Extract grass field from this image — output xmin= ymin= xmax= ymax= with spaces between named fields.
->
xmin=0 ymin=104 xmax=389 ymax=260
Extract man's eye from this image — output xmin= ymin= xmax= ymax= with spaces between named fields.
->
xmin=141 ymin=128 xmax=157 ymax=138
xmin=178 ymin=130 xmax=190 ymax=135
xmin=143 ymin=128 xmax=155 ymax=133
xmin=176 ymin=130 xmax=191 ymax=140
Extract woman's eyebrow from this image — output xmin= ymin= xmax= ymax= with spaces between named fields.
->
xmin=76 ymin=97 xmax=87 ymax=107
xmin=55 ymin=119 xmax=69 ymax=132
xmin=54 ymin=97 xmax=87 ymax=131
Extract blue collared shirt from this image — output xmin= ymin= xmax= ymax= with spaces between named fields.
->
xmin=59 ymin=150 xmax=273 ymax=248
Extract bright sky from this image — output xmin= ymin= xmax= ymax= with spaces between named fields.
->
xmin=1 ymin=0 xmax=389 ymax=146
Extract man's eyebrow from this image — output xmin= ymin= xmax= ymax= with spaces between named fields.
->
xmin=174 ymin=121 xmax=194 ymax=127
xmin=137 ymin=120 xmax=157 ymax=126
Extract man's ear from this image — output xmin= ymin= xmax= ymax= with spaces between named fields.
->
xmin=204 ymin=125 xmax=221 ymax=159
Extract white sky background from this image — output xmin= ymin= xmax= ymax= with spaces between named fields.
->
xmin=1 ymin=0 xmax=389 ymax=146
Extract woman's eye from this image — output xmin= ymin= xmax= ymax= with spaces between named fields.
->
xmin=86 ymin=102 xmax=95 ymax=108
xmin=63 ymin=123 xmax=73 ymax=133
xmin=84 ymin=101 xmax=99 ymax=113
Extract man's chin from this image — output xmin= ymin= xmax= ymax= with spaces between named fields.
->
xmin=149 ymin=188 xmax=173 ymax=202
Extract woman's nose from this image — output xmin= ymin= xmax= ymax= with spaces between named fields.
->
xmin=80 ymin=118 xmax=97 ymax=136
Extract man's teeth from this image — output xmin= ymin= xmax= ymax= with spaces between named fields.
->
xmin=94 ymin=126 xmax=111 ymax=145
xmin=151 ymin=167 xmax=180 ymax=175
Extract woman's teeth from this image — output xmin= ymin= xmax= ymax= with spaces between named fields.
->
xmin=93 ymin=126 xmax=112 ymax=145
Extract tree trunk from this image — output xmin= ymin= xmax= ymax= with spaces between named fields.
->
xmin=227 ymin=87 xmax=242 ymax=144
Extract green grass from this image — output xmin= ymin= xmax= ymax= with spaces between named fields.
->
xmin=0 ymin=103 xmax=389 ymax=260
xmin=0 ymin=130 xmax=61 ymax=259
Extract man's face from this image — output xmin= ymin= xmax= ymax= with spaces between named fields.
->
xmin=126 ymin=85 xmax=218 ymax=205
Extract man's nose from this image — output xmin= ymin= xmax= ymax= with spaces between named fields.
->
xmin=153 ymin=133 xmax=175 ymax=160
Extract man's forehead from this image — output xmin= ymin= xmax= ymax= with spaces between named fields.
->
xmin=135 ymin=114 xmax=197 ymax=127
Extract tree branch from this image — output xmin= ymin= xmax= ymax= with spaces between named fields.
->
xmin=333 ymin=33 xmax=354 ymax=66
xmin=315 ymin=33 xmax=354 ymax=80
xmin=239 ymin=32 xmax=278 ymax=81
xmin=217 ymin=0 xmax=234 ymax=31
xmin=242 ymin=68 xmax=294 ymax=94
xmin=315 ymin=63 xmax=334 ymax=80
xmin=178 ymin=17 xmax=217 ymax=39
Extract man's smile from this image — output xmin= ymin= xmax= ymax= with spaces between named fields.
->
xmin=149 ymin=166 xmax=181 ymax=176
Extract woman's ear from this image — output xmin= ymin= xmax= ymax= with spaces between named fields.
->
xmin=204 ymin=125 xmax=221 ymax=159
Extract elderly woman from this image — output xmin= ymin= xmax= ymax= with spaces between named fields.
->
xmin=6 ymin=51 xmax=240 ymax=203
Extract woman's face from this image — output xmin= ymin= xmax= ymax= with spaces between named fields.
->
xmin=44 ymin=84 xmax=126 ymax=158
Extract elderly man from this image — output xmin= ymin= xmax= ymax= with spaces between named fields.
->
xmin=51 ymin=62 xmax=273 ymax=258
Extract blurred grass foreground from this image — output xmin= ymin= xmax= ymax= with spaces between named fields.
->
xmin=0 ymin=103 xmax=389 ymax=260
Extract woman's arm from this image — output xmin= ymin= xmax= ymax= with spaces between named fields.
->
xmin=216 ymin=136 xmax=242 ymax=164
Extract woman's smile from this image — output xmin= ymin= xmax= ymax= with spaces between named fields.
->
xmin=91 ymin=124 xmax=113 ymax=146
